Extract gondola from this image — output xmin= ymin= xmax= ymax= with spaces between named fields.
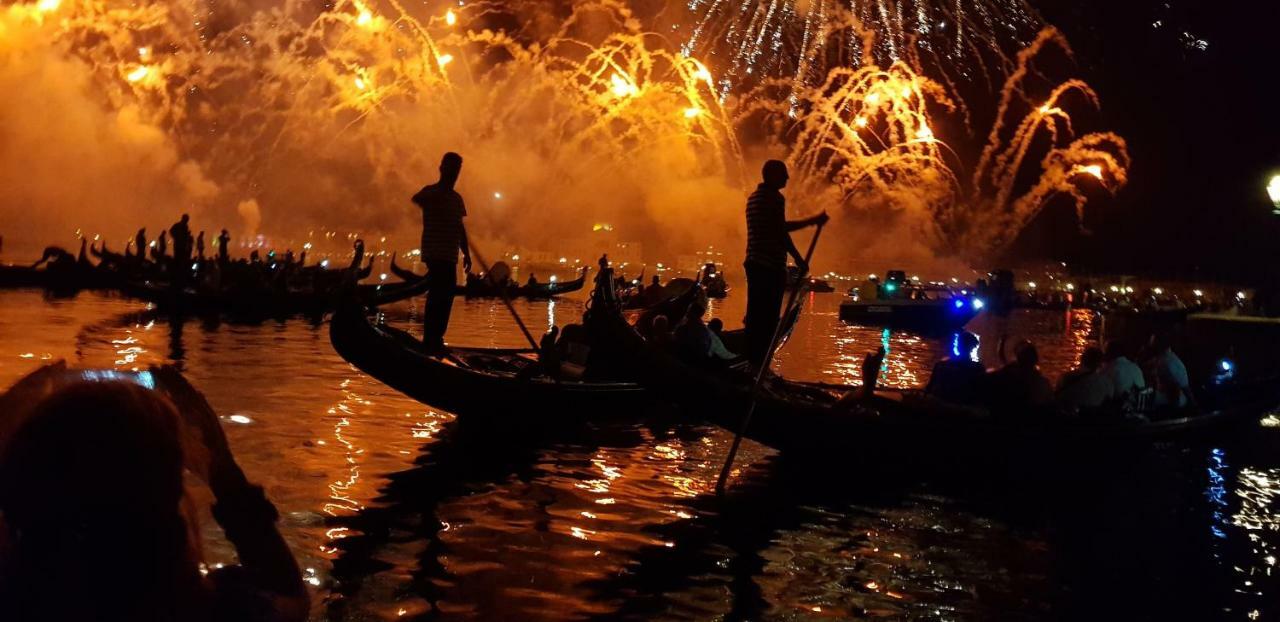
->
xmin=327 ymin=273 xmax=781 ymax=416
xmin=0 ymin=254 xmax=114 ymax=292
xmin=806 ymin=278 xmax=836 ymax=293
xmin=328 ymin=295 xmax=650 ymax=416
xmin=513 ymin=268 xmax=590 ymax=298
xmin=601 ymin=310 xmax=1280 ymax=457
xmin=116 ymin=273 xmax=424 ymax=320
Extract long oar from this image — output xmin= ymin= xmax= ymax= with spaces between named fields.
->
xmin=714 ymin=222 xmax=825 ymax=496
xmin=464 ymin=236 xmax=541 ymax=351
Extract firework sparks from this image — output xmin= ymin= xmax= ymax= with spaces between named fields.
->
xmin=681 ymin=0 xmax=1041 ymax=97
xmin=0 ymin=0 xmax=1124 ymax=264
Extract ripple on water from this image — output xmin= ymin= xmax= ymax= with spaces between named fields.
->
xmin=1 ymin=290 xmax=1276 ymax=620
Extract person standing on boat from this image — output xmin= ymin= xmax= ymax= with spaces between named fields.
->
xmin=134 ymin=228 xmax=147 ymax=263
xmin=155 ymin=230 xmax=168 ymax=261
xmin=216 ymin=229 xmax=231 ymax=265
xmin=742 ymin=160 xmax=828 ymax=368
xmin=413 ymin=152 xmax=472 ymax=351
xmin=170 ymin=214 xmax=193 ymax=267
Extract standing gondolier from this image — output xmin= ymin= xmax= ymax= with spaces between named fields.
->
xmin=742 ymin=160 xmax=828 ymax=369
xmin=414 ymin=152 xmax=472 ymax=352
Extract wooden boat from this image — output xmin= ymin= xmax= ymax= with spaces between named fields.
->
xmin=0 ymin=257 xmax=114 ymax=292
xmin=698 ymin=264 xmax=729 ymax=299
xmin=328 ymin=296 xmax=650 ymax=416
xmin=601 ymin=310 xmax=1280 ymax=457
xmin=327 ymin=271 xmax=788 ymax=416
xmin=806 ymin=278 xmax=836 ymax=293
xmin=0 ymin=264 xmax=49 ymax=289
xmin=516 ymin=269 xmax=589 ymax=298
xmin=117 ymin=273 xmax=423 ymax=320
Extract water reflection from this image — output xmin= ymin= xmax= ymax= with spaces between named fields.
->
xmin=0 ymin=290 xmax=1276 ymax=620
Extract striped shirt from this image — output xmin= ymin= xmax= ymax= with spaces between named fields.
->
xmin=745 ymin=184 xmax=788 ymax=267
xmin=414 ymin=184 xmax=467 ymax=263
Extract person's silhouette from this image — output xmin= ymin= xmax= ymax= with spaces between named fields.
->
xmin=742 ymin=160 xmax=827 ymax=368
xmin=216 ymin=229 xmax=231 ymax=265
xmin=413 ymin=152 xmax=472 ymax=351
xmin=170 ymin=214 xmax=193 ymax=265
xmin=134 ymin=228 xmax=147 ymax=263
xmin=155 ymin=230 xmax=168 ymax=260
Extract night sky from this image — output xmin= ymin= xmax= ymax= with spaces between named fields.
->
xmin=1015 ymin=0 xmax=1280 ymax=281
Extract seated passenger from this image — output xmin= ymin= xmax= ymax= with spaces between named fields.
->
xmin=706 ymin=318 xmax=737 ymax=362
xmin=924 ymin=331 xmax=986 ymax=406
xmin=985 ymin=340 xmax=1053 ymax=417
xmin=649 ymin=315 xmax=674 ymax=352
xmin=1145 ymin=333 xmax=1193 ymax=408
xmin=673 ymin=303 xmax=713 ymax=364
xmin=1055 ymin=346 xmax=1115 ymax=412
xmin=1102 ymin=339 xmax=1145 ymax=403
xmin=555 ymin=324 xmax=591 ymax=379
xmin=517 ymin=326 xmax=560 ymax=380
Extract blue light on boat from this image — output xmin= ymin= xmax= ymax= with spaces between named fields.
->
xmin=1221 ymin=359 xmax=1233 ymax=372
xmin=954 ymin=299 xmax=966 ymax=309
xmin=972 ymin=298 xmax=986 ymax=310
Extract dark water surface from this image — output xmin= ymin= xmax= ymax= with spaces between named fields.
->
xmin=1 ymin=289 xmax=1278 ymax=621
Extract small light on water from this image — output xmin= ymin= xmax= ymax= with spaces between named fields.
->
xmin=228 ymin=414 xmax=253 ymax=424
